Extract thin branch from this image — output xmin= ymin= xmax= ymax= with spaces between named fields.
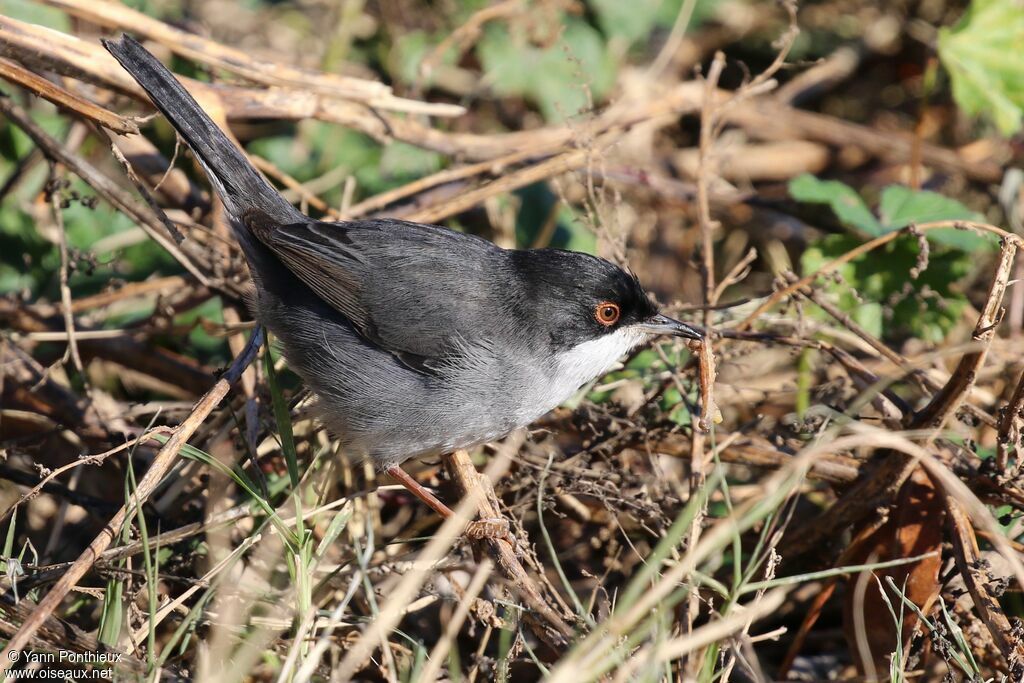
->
xmin=443 ymin=448 xmax=576 ymax=648
xmin=738 ymin=222 xmax=1021 ymax=331
xmin=0 ymin=57 xmax=138 ymax=133
xmin=945 ymin=493 xmax=1024 ymax=676
xmin=784 ymin=238 xmax=1018 ymax=558
xmin=35 ymin=0 xmax=463 ymax=116
xmin=0 ymin=92 xmax=208 ymax=285
xmin=996 ymin=369 xmax=1024 ymax=473
xmin=0 ymin=328 xmax=263 ymax=678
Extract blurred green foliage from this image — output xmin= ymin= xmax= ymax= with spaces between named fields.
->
xmin=0 ymin=0 xmax=70 ymax=29
xmin=478 ymin=18 xmax=616 ymax=123
xmin=397 ymin=0 xmax=717 ymax=123
xmin=585 ymin=344 xmax=695 ymax=425
xmin=938 ymin=0 xmax=1024 ymax=136
xmin=790 ymin=174 xmax=990 ymax=343
xmin=790 ymin=174 xmax=988 ymax=250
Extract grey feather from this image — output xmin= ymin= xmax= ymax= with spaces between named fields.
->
xmin=103 ymin=34 xmax=699 ymax=471
xmin=245 ymin=211 xmax=509 ymax=366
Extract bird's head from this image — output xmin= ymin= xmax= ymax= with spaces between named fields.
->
xmin=507 ymin=249 xmax=702 ymax=382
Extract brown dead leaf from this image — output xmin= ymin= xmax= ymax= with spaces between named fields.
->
xmin=843 ymin=467 xmax=945 ymax=676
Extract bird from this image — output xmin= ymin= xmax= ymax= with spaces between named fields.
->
xmin=103 ymin=35 xmax=703 ymax=536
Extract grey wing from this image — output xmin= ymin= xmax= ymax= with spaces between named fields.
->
xmin=244 ymin=212 xmax=508 ymax=367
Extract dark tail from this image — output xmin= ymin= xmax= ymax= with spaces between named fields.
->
xmin=103 ymin=35 xmax=301 ymax=224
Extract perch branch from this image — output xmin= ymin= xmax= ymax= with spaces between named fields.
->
xmin=443 ymin=449 xmax=576 ymax=648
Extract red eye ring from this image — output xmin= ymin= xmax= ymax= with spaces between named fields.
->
xmin=595 ymin=302 xmax=621 ymax=326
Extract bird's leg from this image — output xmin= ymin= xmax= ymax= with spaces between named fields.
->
xmin=384 ymin=465 xmax=453 ymax=517
xmin=384 ymin=465 xmax=510 ymax=540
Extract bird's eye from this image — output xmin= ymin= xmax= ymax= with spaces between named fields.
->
xmin=594 ymin=302 xmax=621 ymax=326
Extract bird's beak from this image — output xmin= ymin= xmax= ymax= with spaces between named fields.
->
xmin=635 ymin=314 xmax=704 ymax=340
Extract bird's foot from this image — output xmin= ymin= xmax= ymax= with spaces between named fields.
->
xmin=465 ymin=517 xmax=512 ymax=541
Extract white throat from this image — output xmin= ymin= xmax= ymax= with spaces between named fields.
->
xmin=550 ymin=325 xmax=650 ymax=398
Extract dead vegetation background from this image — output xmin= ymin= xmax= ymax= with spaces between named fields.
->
xmin=1 ymin=0 xmax=1023 ymax=681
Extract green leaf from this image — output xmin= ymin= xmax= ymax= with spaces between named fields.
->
xmin=314 ymin=506 xmax=352 ymax=559
xmin=559 ymin=20 xmax=617 ymax=98
xmin=878 ymin=185 xmax=989 ymax=251
xmin=478 ymin=26 xmax=531 ymax=95
xmin=851 ymin=301 xmax=885 ymax=339
xmin=97 ymin=576 xmax=125 ymax=647
xmin=626 ymin=349 xmax=660 ymax=371
xmin=788 ymin=174 xmax=882 ymax=237
xmin=380 ymin=141 xmax=443 ymax=180
xmin=514 ymin=182 xmax=597 ymax=253
xmin=801 ymin=234 xmax=972 ymax=343
xmin=246 ymin=124 xmax=387 ymax=200
xmin=591 ymin=0 xmax=720 ymax=46
xmin=264 ymin=345 xmax=300 ymax=490
xmin=591 ymin=0 xmax=664 ymax=44
xmin=160 ymin=435 xmax=300 ymax=549
xmin=479 ymin=18 xmax=615 ymax=122
xmin=176 ymin=296 xmax=227 ymax=358
xmin=668 ymin=401 xmax=691 ymax=426
xmin=390 ymin=30 xmax=450 ymax=86
xmin=655 ymin=0 xmax=720 ymax=26
xmin=938 ymin=0 xmax=1024 ymax=135
xmin=790 ymin=175 xmax=993 ymax=252
xmin=0 ymin=0 xmax=71 ymax=30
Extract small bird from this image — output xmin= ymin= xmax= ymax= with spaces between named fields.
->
xmin=104 ymin=35 xmax=702 ymax=534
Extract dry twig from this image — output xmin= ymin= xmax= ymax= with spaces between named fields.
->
xmin=0 ymin=328 xmax=263 ymax=677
